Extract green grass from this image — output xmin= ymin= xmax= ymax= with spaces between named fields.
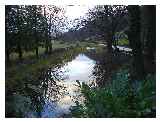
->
xmin=52 ymin=40 xmax=75 ymax=49
xmin=10 ymin=47 xmax=46 ymax=61
xmin=9 ymin=41 xmax=73 ymax=61
xmin=118 ymin=39 xmax=129 ymax=46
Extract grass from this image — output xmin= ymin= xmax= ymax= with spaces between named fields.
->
xmin=118 ymin=39 xmax=129 ymax=46
xmin=52 ymin=40 xmax=76 ymax=49
xmin=9 ymin=40 xmax=74 ymax=61
xmin=10 ymin=47 xmax=46 ymax=61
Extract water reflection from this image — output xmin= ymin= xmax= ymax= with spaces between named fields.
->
xmin=36 ymin=54 xmax=96 ymax=117
xmin=6 ymin=50 xmax=98 ymax=117
xmin=35 ymin=51 xmax=131 ymax=117
xmin=61 ymin=54 xmax=96 ymax=82
xmin=25 ymin=66 xmax=66 ymax=117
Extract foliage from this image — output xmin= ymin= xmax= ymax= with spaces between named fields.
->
xmin=70 ymin=69 xmax=156 ymax=117
xmin=118 ymin=39 xmax=129 ymax=46
xmin=5 ymin=5 xmax=65 ymax=61
xmin=85 ymin=5 xmax=128 ymax=52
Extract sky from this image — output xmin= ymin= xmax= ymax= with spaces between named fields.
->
xmin=64 ymin=5 xmax=94 ymax=20
xmin=42 ymin=5 xmax=95 ymax=33
xmin=59 ymin=5 xmax=94 ymax=31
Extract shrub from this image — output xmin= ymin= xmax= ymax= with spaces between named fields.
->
xmin=70 ymin=70 xmax=156 ymax=117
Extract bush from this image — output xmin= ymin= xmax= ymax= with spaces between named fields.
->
xmin=70 ymin=70 xmax=156 ymax=117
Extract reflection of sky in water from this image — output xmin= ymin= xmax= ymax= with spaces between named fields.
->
xmin=61 ymin=54 xmax=96 ymax=82
xmin=41 ymin=54 xmax=96 ymax=117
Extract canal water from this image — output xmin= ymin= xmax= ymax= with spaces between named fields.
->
xmin=28 ymin=53 xmax=96 ymax=117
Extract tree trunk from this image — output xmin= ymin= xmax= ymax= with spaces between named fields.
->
xmin=48 ymin=15 xmax=52 ymax=54
xmin=17 ymin=6 xmax=23 ymax=61
xmin=6 ymin=48 xmax=10 ymax=62
xmin=49 ymin=45 xmax=52 ymax=54
xmin=45 ymin=39 xmax=49 ymax=54
xmin=35 ymin=40 xmax=39 ymax=58
xmin=33 ymin=6 xmax=39 ymax=58
xmin=48 ymin=39 xmax=52 ymax=54
xmin=145 ymin=5 xmax=156 ymax=61
xmin=44 ymin=7 xmax=49 ymax=54
xmin=17 ymin=43 xmax=23 ymax=61
xmin=107 ymin=32 xmax=113 ymax=54
xmin=128 ymin=5 xmax=145 ymax=80
xmin=34 ymin=31 xmax=39 ymax=57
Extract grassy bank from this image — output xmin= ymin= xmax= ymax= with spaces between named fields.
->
xmin=9 ymin=40 xmax=77 ymax=61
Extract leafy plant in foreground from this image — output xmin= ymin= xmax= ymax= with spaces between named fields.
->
xmin=70 ymin=69 xmax=156 ymax=117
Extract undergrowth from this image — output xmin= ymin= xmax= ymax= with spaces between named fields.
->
xmin=70 ymin=69 xmax=156 ymax=118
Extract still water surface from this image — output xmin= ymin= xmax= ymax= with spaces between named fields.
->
xmin=31 ymin=53 xmax=96 ymax=117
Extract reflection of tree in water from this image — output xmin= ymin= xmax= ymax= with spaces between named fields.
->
xmin=5 ymin=48 xmax=83 ymax=117
xmin=40 ymin=65 xmax=67 ymax=101
xmin=86 ymin=50 xmax=131 ymax=87
xmin=28 ymin=64 xmax=73 ymax=117
xmin=84 ymin=50 xmax=111 ymax=86
xmin=25 ymin=64 xmax=67 ymax=117
xmin=27 ymin=51 xmax=80 ymax=117
xmin=93 ymin=55 xmax=112 ymax=86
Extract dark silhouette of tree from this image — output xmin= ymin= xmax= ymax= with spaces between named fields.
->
xmin=5 ymin=5 xmax=13 ymax=62
xmin=43 ymin=6 xmax=64 ymax=54
xmin=5 ymin=5 xmax=25 ymax=61
xmin=27 ymin=5 xmax=44 ymax=58
xmin=85 ymin=5 xmax=128 ymax=52
xmin=128 ymin=5 xmax=145 ymax=79
xmin=142 ymin=6 xmax=156 ymax=61
xmin=5 ymin=5 xmax=64 ymax=61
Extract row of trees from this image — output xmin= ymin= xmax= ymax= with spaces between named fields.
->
xmin=82 ymin=5 xmax=155 ymax=79
xmin=6 ymin=5 xmax=65 ymax=62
